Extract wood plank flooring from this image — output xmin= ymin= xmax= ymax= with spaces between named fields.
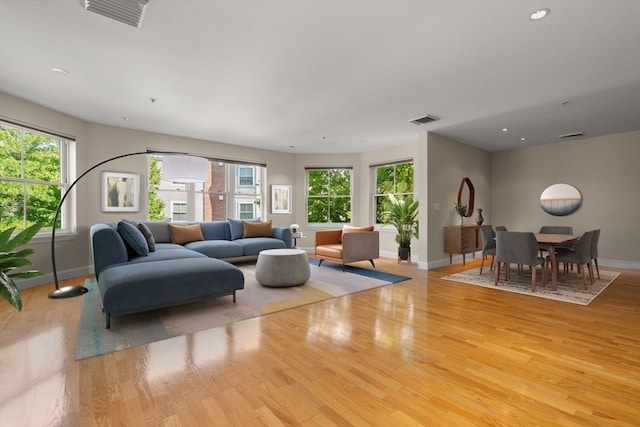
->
xmin=1 ymin=258 xmax=639 ymax=426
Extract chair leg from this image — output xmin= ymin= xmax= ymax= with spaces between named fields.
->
xmin=318 ymin=259 xmax=324 ymax=266
xmin=587 ymin=262 xmax=594 ymax=286
xmin=531 ymin=265 xmax=537 ymax=292
xmin=480 ymin=255 xmax=486 ymax=274
xmin=594 ymin=259 xmax=600 ymax=279
xmin=578 ymin=264 xmax=587 ymax=290
xmin=494 ymin=261 xmax=501 ymax=285
xmin=369 ymin=259 xmax=376 ymax=268
xmin=490 ymin=255 xmax=495 ymax=271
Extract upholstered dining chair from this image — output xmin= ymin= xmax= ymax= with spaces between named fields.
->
xmin=538 ymin=225 xmax=574 ymax=262
xmin=479 ymin=226 xmax=496 ymax=274
xmin=590 ymin=229 xmax=601 ymax=279
xmin=495 ymin=226 xmax=508 ymax=231
xmin=495 ymin=231 xmax=547 ymax=292
xmin=548 ymin=230 xmax=594 ymax=289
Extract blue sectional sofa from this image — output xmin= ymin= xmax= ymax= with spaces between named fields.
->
xmin=90 ymin=219 xmax=292 ymax=328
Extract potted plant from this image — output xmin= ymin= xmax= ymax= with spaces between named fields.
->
xmin=0 ymin=222 xmax=45 ymax=311
xmin=453 ymin=202 xmax=467 ymax=226
xmin=382 ymin=194 xmax=419 ymax=261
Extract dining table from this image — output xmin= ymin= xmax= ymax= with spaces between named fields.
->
xmin=534 ymin=233 xmax=580 ymax=290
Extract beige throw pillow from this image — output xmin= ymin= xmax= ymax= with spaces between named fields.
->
xmin=168 ymin=223 xmax=204 ymax=244
xmin=243 ymin=220 xmax=273 ymax=238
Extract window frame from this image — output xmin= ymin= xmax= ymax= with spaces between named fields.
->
xmin=372 ymin=160 xmax=414 ymax=225
xmin=150 ymin=156 xmax=265 ymax=221
xmin=0 ymin=120 xmax=72 ymax=236
xmin=305 ymin=167 xmax=353 ymax=226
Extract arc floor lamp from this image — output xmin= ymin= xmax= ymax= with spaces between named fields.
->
xmin=48 ymin=150 xmax=208 ymax=299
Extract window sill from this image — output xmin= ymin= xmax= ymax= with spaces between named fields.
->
xmin=31 ymin=231 xmax=77 ymax=244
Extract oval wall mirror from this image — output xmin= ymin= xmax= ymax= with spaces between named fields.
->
xmin=457 ymin=177 xmax=475 ymax=217
xmin=540 ymin=183 xmax=582 ymax=216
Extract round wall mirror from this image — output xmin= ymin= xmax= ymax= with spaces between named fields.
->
xmin=540 ymin=183 xmax=582 ymax=216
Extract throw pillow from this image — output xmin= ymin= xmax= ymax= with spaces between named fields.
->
xmin=168 ymin=223 xmax=204 ymax=245
xmin=341 ymin=225 xmax=374 ymax=243
xmin=117 ymin=221 xmax=149 ymax=256
xmin=137 ymin=222 xmax=156 ymax=252
xmin=228 ymin=217 xmax=260 ymax=240
xmin=243 ymin=220 xmax=273 ymax=238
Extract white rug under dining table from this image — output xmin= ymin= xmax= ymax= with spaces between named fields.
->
xmin=441 ymin=266 xmax=619 ymax=305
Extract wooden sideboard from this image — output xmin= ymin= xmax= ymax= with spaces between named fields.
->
xmin=444 ymin=225 xmax=492 ymax=265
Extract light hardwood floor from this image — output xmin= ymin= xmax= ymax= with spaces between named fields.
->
xmin=1 ymin=258 xmax=639 ymax=426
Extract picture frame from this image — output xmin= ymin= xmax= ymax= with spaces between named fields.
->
xmin=101 ymin=171 xmax=140 ymax=212
xmin=271 ymin=185 xmax=292 ymax=214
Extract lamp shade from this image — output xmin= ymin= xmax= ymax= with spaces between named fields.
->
xmin=162 ymin=155 xmax=208 ymax=183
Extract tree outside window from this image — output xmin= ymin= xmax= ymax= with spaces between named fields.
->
xmin=374 ymin=161 xmax=414 ymax=223
xmin=307 ymin=168 xmax=352 ymax=224
xmin=0 ymin=122 xmax=67 ymax=233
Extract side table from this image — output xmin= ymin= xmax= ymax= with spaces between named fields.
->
xmin=291 ymin=232 xmax=306 ymax=248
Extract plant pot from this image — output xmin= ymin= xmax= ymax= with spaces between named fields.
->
xmin=398 ymin=246 xmax=411 ymax=261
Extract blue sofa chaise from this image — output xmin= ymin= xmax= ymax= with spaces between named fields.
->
xmin=90 ymin=219 xmax=292 ymax=328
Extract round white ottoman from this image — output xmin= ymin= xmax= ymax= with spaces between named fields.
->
xmin=255 ymin=248 xmax=310 ymax=287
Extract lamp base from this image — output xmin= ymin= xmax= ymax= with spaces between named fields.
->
xmin=48 ymin=285 xmax=89 ymax=299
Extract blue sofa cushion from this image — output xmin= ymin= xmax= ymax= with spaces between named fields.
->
xmin=185 ymin=240 xmax=244 ymax=258
xmin=117 ymin=221 xmax=149 ymax=256
xmin=234 ymin=237 xmax=286 ymax=256
xmin=137 ymin=222 xmax=156 ymax=252
xmin=200 ymin=221 xmax=231 ymax=241
xmin=228 ymin=217 xmax=260 ymax=240
xmin=123 ymin=219 xmax=172 ymax=243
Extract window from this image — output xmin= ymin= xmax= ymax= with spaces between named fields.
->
xmin=237 ymin=167 xmax=254 ymax=186
xmin=149 ymin=156 xmax=264 ymax=221
xmin=306 ymin=168 xmax=352 ymax=224
xmin=171 ymin=201 xmax=187 ymax=221
xmin=373 ymin=160 xmax=414 ymax=223
xmin=0 ymin=121 xmax=69 ymax=233
xmin=238 ymin=202 xmax=255 ymax=219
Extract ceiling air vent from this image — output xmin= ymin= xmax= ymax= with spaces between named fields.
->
xmin=409 ymin=114 xmax=439 ymax=125
xmin=558 ymin=132 xmax=584 ymax=140
xmin=84 ymin=0 xmax=148 ymax=28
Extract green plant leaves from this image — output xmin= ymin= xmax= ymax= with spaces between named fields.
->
xmin=0 ymin=222 xmax=45 ymax=311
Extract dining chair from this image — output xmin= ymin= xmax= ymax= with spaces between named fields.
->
xmin=548 ymin=230 xmax=594 ymax=289
xmin=590 ymin=229 xmax=601 ymax=279
xmin=479 ymin=226 xmax=496 ymax=274
xmin=538 ymin=225 xmax=574 ymax=260
xmin=495 ymin=226 xmax=508 ymax=231
xmin=495 ymin=231 xmax=547 ymax=292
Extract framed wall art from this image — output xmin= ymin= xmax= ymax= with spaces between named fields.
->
xmin=271 ymin=185 xmax=291 ymax=214
xmin=101 ymin=171 xmax=140 ymax=212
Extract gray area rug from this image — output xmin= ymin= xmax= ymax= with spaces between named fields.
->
xmin=441 ymin=266 xmax=619 ymax=305
xmin=76 ymin=264 xmax=407 ymax=360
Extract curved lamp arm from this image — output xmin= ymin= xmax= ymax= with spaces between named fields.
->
xmin=49 ymin=150 xmax=191 ymax=299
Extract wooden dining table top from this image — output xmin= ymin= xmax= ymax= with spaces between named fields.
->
xmin=534 ymin=233 xmax=580 ymax=244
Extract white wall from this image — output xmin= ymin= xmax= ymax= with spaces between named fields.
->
xmin=426 ymin=133 xmax=492 ymax=268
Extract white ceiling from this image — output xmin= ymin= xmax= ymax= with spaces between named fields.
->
xmin=1 ymin=1 xmax=639 ymax=154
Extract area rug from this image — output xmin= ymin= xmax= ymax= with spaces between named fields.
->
xmin=441 ymin=267 xmax=619 ymax=305
xmin=75 ymin=264 xmax=410 ymax=360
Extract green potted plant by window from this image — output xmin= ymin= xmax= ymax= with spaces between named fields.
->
xmin=382 ymin=194 xmax=419 ymax=261
xmin=0 ymin=222 xmax=45 ymax=311
xmin=453 ymin=202 xmax=467 ymax=226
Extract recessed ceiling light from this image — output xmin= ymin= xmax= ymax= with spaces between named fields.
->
xmin=51 ymin=67 xmax=69 ymax=75
xmin=530 ymin=8 xmax=550 ymax=20
xmin=501 ymin=128 xmax=509 ymax=132
xmin=122 ymin=116 xmax=130 ymax=121
xmin=520 ymin=137 xmax=527 ymax=141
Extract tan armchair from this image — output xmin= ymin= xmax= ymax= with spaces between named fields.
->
xmin=314 ymin=226 xmax=379 ymax=268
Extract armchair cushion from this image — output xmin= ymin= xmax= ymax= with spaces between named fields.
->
xmin=341 ymin=225 xmax=374 ymax=242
